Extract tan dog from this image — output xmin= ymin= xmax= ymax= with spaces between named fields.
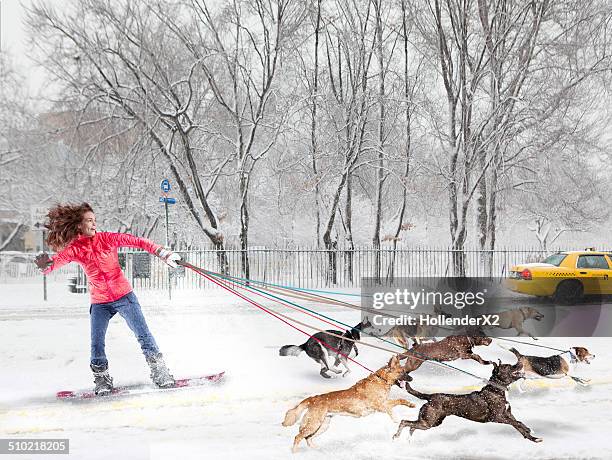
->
xmin=387 ymin=312 xmax=450 ymax=348
xmin=282 ymin=355 xmax=414 ymax=452
xmin=478 ymin=307 xmax=544 ymax=339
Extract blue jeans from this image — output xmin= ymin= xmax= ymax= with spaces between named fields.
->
xmin=90 ymin=291 xmax=160 ymax=366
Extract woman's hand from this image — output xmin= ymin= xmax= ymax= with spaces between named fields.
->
xmin=155 ymin=248 xmax=181 ymax=268
xmin=34 ymin=252 xmax=53 ymax=271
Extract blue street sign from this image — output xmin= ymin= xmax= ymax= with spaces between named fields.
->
xmin=159 ymin=197 xmax=176 ymax=204
xmin=161 ymin=179 xmax=171 ymax=193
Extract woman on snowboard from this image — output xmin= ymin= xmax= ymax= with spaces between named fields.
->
xmin=34 ymin=203 xmax=181 ymax=396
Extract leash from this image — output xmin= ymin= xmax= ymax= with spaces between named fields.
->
xmin=181 ymin=263 xmax=366 ymax=298
xmin=199 ymin=264 xmax=402 ymax=343
xmin=187 ymin=265 xmax=372 ymax=311
xmin=189 ymin=265 xmax=457 ymax=328
xmin=494 ymin=337 xmax=570 ymax=354
xmin=180 ymin=261 xmax=376 ymax=373
xmin=179 ymin=261 xmax=499 ymax=387
xmin=185 ymin=262 xmax=442 ymax=357
xmin=219 ymin=273 xmax=513 ymax=385
xmin=191 ymin=264 xmax=472 ymax=362
xmin=191 ymin=264 xmax=399 ymax=355
xmin=193 ymin=265 xmax=575 ymax=360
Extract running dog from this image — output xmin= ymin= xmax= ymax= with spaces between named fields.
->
xmin=279 ymin=319 xmax=371 ymax=378
xmin=393 ymin=361 xmax=542 ymax=443
xmin=506 ymin=346 xmax=594 ymax=387
xmin=400 ymin=335 xmax=494 ymax=373
xmin=282 ymin=355 xmax=415 ymax=452
xmin=478 ymin=307 xmax=544 ymax=339
xmin=387 ymin=311 xmax=452 ymax=348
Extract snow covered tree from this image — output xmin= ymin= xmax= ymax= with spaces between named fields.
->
xmin=155 ymin=0 xmax=307 ymax=278
xmin=26 ymin=0 xmax=244 ymax=270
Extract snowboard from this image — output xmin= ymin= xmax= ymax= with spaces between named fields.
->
xmin=56 ymin=371 xmax=225 ymax=400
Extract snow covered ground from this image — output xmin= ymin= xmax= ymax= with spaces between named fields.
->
xmin=0 ymin=281 xmax=610 ymax=459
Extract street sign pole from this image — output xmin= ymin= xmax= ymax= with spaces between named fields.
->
xmin=31 ymin=205 xmax=48 ymax=302
xmin=160 ymin=179 xmax=174 ymax=301
xmin=165 ymin=196 xmax=171 ymax=301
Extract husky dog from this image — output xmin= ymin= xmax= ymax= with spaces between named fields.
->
xmin=279 ymin=319 xmax=371 ymax=378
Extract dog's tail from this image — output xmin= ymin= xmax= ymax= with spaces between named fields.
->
xmin=508 ymin=347 xmax=522 ymax=358
xmin=279 ymin=343 xmax=306 ymax=357
xmin=282 ymin=399 xmax=311 ymax=426
xmin=404 ymin=382 xmax=432 ymax=401
xmin=498 ymin=343 xmax=522 ymax=358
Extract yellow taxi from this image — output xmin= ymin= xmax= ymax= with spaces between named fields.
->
xmin=505 ymin=249 xmax=612 ymax=304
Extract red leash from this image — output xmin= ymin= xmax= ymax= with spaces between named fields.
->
xmin=181 ymin=262 xmax=375 ymax=374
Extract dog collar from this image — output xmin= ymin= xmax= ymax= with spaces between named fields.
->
xmin=485 ymin=379 xmax=509 ymax=393
xmin=561 ymin=350 xmax=578 ymax=363
xmin=373 ymin=372 xmax=398 ymax=385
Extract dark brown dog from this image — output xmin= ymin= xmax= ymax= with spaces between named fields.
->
xmin=393 ymin=361 xmax=542 ymax=442
xmin=282 ymin=355 xmax=415 ymax=452
xmin=399 ymin=335 xmax=494 ymax=373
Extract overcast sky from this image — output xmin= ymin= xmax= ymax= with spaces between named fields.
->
xmin=1 ymin=0 xmax=29 ymax=56
xmin=1 ymin=0 xmax=46 ymax=95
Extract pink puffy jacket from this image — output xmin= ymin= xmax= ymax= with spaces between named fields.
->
xmin=43 ymin=232 xmax=161 ymax=304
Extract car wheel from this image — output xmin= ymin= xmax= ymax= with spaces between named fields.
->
xmin=553 ymin=280 xmax=584 ymax=305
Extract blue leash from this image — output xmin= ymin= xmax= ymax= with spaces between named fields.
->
xmin=199 ymin=267 xmax=495 ymax=384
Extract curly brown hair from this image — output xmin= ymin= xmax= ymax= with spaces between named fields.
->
xmin=45 ymin=203 xmax=94 ymax=251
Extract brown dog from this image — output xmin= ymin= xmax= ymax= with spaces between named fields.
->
xmin=393 ymin=361 xmax=542 ymax=442
xmin=400 ymin=335 xmax=494 ymax=373
xmin=388 ymin=323 xmax=435 ymax=349
xmin=282 ymin=355 xmax=415 ymax=452
xmin=387 ymin=306 xmax=451 ymax=348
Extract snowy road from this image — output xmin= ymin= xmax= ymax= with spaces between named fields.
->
xmin=0 ymin=283 xmax=610 ymax=459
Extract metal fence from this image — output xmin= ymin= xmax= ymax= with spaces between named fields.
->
xmin=91 ymin=247 xmax=555 ymax=291
xmin=1 ymin=246 xmax=603 ymax=290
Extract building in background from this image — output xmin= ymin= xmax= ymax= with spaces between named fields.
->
xmin=0 ymin=209 xmax=27 ymax=251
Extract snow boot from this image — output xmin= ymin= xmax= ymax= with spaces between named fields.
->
xmin=90 ymin=363 xmax=113 ymax=396
xmin=146 ymin=353 xmax=175 ymax=388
